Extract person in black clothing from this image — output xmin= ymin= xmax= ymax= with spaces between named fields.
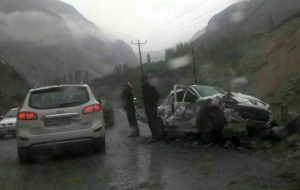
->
xmin=121 ymin=83 xmax=139 ymax=137
xmin=141 ymin=76 xmax=164 ymax=141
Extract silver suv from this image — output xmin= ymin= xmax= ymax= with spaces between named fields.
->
xmin=17 ymin=84 xmax=105 ymax=163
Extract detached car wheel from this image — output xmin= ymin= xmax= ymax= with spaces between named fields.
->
xmin=18 ymin=148 xmax=33 ymax=164
xmin=197 ymin=108 xmax=226 ymax=143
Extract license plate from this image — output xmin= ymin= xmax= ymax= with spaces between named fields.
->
xmin=44 ymin=118 xmax=71 ymax=127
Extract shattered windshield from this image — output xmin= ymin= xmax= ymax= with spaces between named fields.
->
xmin=193 ymin=85 xmax=224 ymax=97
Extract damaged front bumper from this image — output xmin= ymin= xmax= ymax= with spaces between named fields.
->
xmin=223 ymin=108 xmax=272 ymax=128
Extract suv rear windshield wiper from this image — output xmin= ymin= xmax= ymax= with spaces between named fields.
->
xmin=55 ymin=101 xmax=84 ymax=108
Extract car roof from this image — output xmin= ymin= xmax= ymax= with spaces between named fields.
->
xmin=29 ymin=84 xmax=89 ymax=92
xmin=9 ymin=108 xmax=19 ymax=111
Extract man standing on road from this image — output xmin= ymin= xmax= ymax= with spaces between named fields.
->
xmin=141 ymin=75 xmax=164 ymax=142
xmin=121 ymin=82 xmax=139 ymax=137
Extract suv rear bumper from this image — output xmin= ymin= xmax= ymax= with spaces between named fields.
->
xmin=19 ymin=137 xmax=105 ymax=153
xmin=17 ymin=125 xmax=105 ymax=148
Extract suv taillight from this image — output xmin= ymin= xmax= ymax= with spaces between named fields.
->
xmin=82 ymin=104 xmax=101 ymax=114
xmin=18 ymin=112 xmax=38 ymax=120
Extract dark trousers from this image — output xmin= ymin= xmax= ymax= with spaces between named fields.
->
xmin=126 ymin=108 xmax=139 ymax=135
xmin=145 ymin=105 xmax=162 ymax=139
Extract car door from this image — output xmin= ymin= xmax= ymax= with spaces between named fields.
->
xmin=158 ymin=93 xmax=174 ymax=126
xmin=172 ymin=87 xmax=198 ymax=132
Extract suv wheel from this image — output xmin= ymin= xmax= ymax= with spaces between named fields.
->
xmin=18 ymin=148 xmax=32 ymax=164
xmin=0 ymin=134 xmax=5 ymax=140
xmin=94 ymin=138 xmax=106 ymax=153
xmin=197 ymin=108 xmax=226 ymax=143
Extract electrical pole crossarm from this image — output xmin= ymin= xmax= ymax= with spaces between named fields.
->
xmin=131 ymin=40 xmax=147 ymax=76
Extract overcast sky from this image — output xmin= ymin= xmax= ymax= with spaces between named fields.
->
xmin=60 ymin=0 xmax=242 ymax=51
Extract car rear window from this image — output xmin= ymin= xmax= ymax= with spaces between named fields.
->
xmin=28 ymin=86 xmax=90 ymax=109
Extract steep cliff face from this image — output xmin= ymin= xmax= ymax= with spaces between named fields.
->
xmin=0 ymin=0 xmax=138 ymax=85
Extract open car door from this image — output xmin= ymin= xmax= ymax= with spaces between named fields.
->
xmin=170 ymin=85 xmax=198 ymax=133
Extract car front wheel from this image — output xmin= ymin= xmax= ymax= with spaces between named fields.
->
xmin=197 ymin=108 xmax=226 ymax=143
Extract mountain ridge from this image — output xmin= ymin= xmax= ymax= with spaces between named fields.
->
xmin=0 ymin=0 xmax=138 ymax=85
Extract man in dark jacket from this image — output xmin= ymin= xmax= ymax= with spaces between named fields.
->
xmin=141 ymin=76 xmax=164 ymax=141
xmin=121 ymin=83 xmax=139 ymax=137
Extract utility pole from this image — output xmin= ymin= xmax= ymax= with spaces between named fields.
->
xmin=131 ymin=40 xmax=147 ymax=76
xmin=190 ymin=42 xmax=197 ymax=84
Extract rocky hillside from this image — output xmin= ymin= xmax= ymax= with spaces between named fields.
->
xmin=191 ymin=0 xmax=300 ymax=114
xmin=0 ymin=0 xmax=138 ymax=85
xmin=197 ymin=0 xmax=300 ymax=44
xmin=0 ymin=58 xmax=29 ymax=115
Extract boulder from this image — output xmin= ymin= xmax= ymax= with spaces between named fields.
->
xmin=222 ymin=123 xmax=248 ymax=140
xmin=286 ymin=134 xmax=300 ymax=146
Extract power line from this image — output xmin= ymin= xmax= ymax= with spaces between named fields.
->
xmin=146 ymin=0 xmax=208 ymax=35
xmin=146 ymin=0 xmax=235 ymax=40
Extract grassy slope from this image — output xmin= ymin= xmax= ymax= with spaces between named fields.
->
xmin=241 ymin=18 xmax=300 ymax=115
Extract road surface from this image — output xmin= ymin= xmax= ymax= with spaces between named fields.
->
xmin=0 ymin=110 xmax=297 ymax=190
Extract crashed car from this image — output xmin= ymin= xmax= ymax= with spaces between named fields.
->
xmin=158 ymin=85 xmax=272 ymax=142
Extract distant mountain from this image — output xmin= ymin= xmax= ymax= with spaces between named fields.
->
xmin=191 ymin=28 xmax=206 ymax=41
xmin=194 ymin=0 xmax=300 ymax=44
xmin=0 ymin=0 xmax=138 ymax=85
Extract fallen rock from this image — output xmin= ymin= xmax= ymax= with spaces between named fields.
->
xmin=286 ymin=134 xmax=300 ymax=146
xmin=250 ymin=139 xmax=272 ymax=150
xmin=236 ymin=146 xmax=249 ymax=153
xmin=287 ymin=150 xmax=300 ymax=160
xmin=271 ymin=126 xmax=289 ymax=139
xmin=224 ymin=141 xmax=235 ymax=150
xmin=287 ymin=116 xmax=300 ymax=134
xmin=191 ymin=141 xmax=201 ymax=148
xmin=203 ymin=142 xmax=214 ymax=150
xmin=222 ymin=123 xmax=248 ymax=140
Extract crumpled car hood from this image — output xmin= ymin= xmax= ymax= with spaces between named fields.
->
xmin=230 ymin=92 xmax=269 ymax=110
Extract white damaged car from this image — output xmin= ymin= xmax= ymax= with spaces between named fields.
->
xmin=158 ymin=85 xmax=272 ymax=142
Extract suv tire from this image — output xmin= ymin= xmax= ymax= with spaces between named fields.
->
xmin=94 ymin=137 xmax=106 ymax=153
xmin=18 ymin=148 xmax=33 ymax=164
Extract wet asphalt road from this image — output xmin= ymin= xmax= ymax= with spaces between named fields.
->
xmin=0 ymin=110 xmax=297 ymax=190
